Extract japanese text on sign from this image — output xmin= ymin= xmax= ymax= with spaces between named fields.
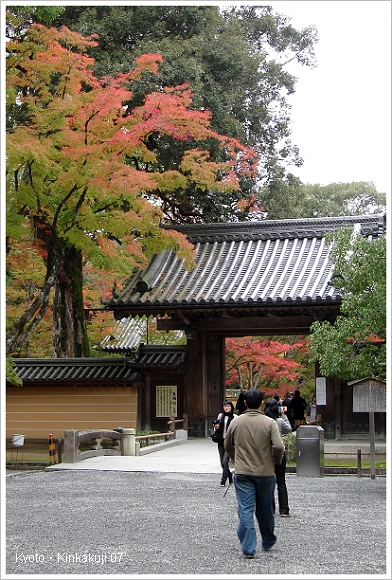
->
xmin=316 ymin=377 xmax=327 ymax=405
xmin=156 ymin=385 xmax=177 ymax=417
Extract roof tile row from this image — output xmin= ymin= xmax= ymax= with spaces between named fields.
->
xmin=107 ymin=215 xmax=385 ymax=311
xmin=12 ymin=347 xmax=187 ymax=383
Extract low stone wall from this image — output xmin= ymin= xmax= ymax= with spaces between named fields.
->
xmin=63 ymin=428 xmax=188 ymax=463
xmin=63 ymin=429 xmax=123 ymax=463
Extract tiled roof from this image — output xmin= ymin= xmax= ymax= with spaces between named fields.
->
xmin=12 ymin=347 xmax=187 ymax=383
xmin=131 ymin=345 xmax=187 ymax=369
xmin=101 ymin=316 xmax=146 ymax=353
xmin=13 ymin=358 xmax=137 ymax=383
xmin=105 ymin=214 xmax=386 ymax=316
xmin=100 ymin=317 xmax=185 ymax=354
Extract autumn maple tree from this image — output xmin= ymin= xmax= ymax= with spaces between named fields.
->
xmin=225 ymin=336 xmax=310 ymax=399
xmin=6 ymin=25 xmax=258 ymax=357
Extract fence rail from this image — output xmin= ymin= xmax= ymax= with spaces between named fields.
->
xmin=136 ymin=431 xmax=174 ymax=448
xmin=167 ymin=413 xmax=188 ymax=431
xmin=324 ymin=449 xmax=385 ymax=478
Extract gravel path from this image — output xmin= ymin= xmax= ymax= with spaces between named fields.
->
xmin=5 ymin=468 xmax=387 ymax=577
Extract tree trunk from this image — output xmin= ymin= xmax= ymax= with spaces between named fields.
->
xmin=52 ymin=243 xmax=90 ymax=358
xmin=6 ymin=276 xmax=53 ymax=356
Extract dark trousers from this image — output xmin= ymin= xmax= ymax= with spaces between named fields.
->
xmin=218 ymin=443 xmax=232 ymax=484
xmin=273 ymin=452 xmax=290 ymax=515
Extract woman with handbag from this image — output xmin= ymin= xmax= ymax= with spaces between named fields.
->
xmin=213 ymin=401 xmax=236 ymax=487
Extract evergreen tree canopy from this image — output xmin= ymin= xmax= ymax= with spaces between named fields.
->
xmin=52 ymin=4 xmax=318 ymax=220
xmin=309 ymin=228 xmax=386 ymax=381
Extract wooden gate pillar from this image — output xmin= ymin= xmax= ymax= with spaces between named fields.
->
xmin=183 ymin=331 xmax=226 ymax=437
xmin=206 ymin=334 xmax=226 ymax=434
xmin=183 ymin=330 xmax=206 ymax=437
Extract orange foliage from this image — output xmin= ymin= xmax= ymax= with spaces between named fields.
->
xmin=225 ymin=336 xmax=309 ymax=398
xmin=6 ymin=24 xmax=258 ymax=355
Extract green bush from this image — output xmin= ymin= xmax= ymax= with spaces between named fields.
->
xmin=282 ymin=432 xmax=296 ymax=452
xmin=136 ymin=430 xmax=161 ymax=436
xmin=282 ymin=432 xmax=296 ymax=463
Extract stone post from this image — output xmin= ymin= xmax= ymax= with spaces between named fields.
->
xmin=122 ymin=428 xmax=136 ymax=456
xmin=63 ymin=429 xmax=79 ymax=463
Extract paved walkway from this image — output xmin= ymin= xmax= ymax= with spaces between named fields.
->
xmin=5 ymin=439 xmax=389 ymax=577
xmin=43 ymin=436 xmax=386 ymax=473
xmin=47 ymin=438 xmax=223 ymax=473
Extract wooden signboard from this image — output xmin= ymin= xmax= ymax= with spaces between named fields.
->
xmin=351 ymin=377 xmax=386 ymax=412
xmin=156 ymin=385 xmax=177 ymax=417
xmin=348 ymin=377 xmax=386 ymax=479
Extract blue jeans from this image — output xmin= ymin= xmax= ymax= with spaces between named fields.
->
xmin=234 ymin=473 xmax=276 ymax=555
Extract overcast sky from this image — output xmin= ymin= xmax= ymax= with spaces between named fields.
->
xmin=2 ymin=0 xmax=391 ymax=197
xmin=270 ymin=0 xmax=391 ymax=196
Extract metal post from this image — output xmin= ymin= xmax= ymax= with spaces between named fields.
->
xmin=356 ymin=449 xmax=362 ymax=478
xmin=49 ymin=433 xmax=56 ymax=464
xmin=56 ymin=439 xmax=62 ymax=464
xmin=369 ymin=411 xmax=376 ymax=479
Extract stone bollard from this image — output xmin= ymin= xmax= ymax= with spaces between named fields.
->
xmin=175 ymin=429 xmax=188 ymax=442
xmin=63 ymin=429 xmax=79 ymax=463
xmin=122 ymin=428 xmax=136 ymax=456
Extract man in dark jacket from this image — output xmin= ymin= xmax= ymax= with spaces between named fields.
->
xmin=225 ymin=389 xmax=284 ymax=558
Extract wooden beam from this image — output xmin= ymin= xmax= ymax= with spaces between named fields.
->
xmin=157 ymin=314 xmax=337 ymax=335
xmin=157 ymin=318 xmax=187 ymax=331
xmin=198 ymin=315 xmax=317 ymax=333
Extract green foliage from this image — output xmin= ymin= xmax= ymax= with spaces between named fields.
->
xmin=298 ymin=182 xmax=386 ymax=218
xmin=6 ymin=356 xmax=23 ymax=386
xmin=6 ymin=24 xmax=257 ymax=356
xmin=136 ymin=430 xmax=161 ymax=436
xmin=56 ymin=4 xmax=319 ymax=219
xmin=257 ymin=179 xmax=386 ymax=220
xmin=282 ymin=432 xmax=296 ymax=453
xmin=6 ymin=5 xmax=66 ymax=39
xmin=256 ymin=174 xmax=305 ymax=220
xmin=309 ymin=229 xmax=386 ymax=381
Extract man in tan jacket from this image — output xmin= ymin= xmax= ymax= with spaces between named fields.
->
xmin=225 ymin=388 xmax=284 ymax=558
